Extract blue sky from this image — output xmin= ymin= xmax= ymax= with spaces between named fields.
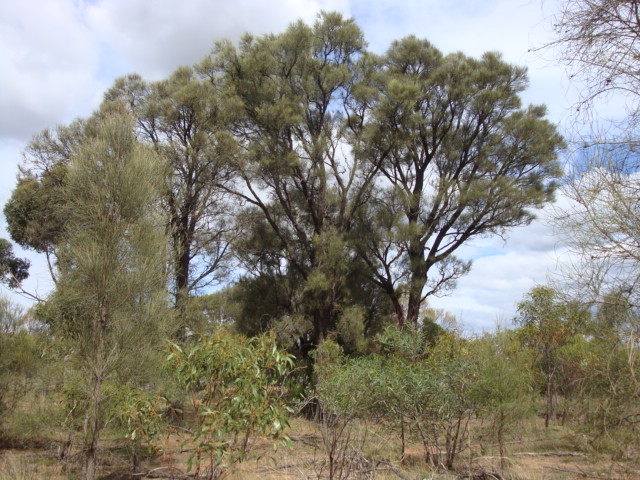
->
xmin=0 ymin=0 xmax=586 ymax=331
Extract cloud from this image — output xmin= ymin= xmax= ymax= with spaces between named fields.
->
xmin=0 ymin=0 xmax=352 ymax=142
xmin=0 ymin=0 xmax=101 ymax=141
xmin=429 ymin=246 xmax=566 ymax=332
xmin=85 ymin=0 xmax=351 ymax=80
xmin=428 ymin=200 xmax=570 ymax=332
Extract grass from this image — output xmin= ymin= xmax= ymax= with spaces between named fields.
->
xmin=0 ymin=453 xmax=46 ymax=480
xmin=0 ymin=414 xmax=639 ymax=479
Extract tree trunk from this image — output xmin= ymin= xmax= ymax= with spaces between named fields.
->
xmin=405 ymin=229 xmax=427 ymax=325
xmin=83 ymin=451 xmax=96 ymax=480
xmin=406 ymin=272 xmax=426 ymax=325
xmin=82 ymin=374 xmax=102 ymax=480
xmin=400 ymin=416 xmax=406 ymax=462
xmin=391 ymin=295 xmax=405 ymax=328
xmin=546 ymin=371 xmax=553 ymax=428
xmin=545 ymin=348 xmax=554 ymax=428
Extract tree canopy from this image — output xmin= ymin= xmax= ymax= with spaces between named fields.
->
xmin=5 ymin=11 xmax=563 ymax=347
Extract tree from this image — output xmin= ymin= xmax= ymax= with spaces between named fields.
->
xmin=471 ymin=330 xmax=535 ymax=466
xmin=4 ymin=121 xmax=87 ymax=283
xmin=545 ymin=0 xmax=640 ymax=344
xmin=0 ymin=298 xmax=43 ymax=441
xmin=359 ymin=37 xmax=564 ymax=325
xmin=570 ymin=293 xmax=640 ymax=444
xmin=546 ymin=0 xmax=640 ymax=444
xmin=166 ymin=330 xmax=293 ymax=479
xmin=315 ymin=327 xmax=481 ymax=471
xmin=103 ymin=67 xmax=238 ymax=309
xmin=553 ymin=145 xmax=640 ymax=307
xmin=44 ymin=112 xmax=172 ymax=480
xmin=205 ymin=13 xmax=563 ymax=340
xmin=204 ymin=12 xmax=384 ymax=346
xmin=515 ymin=285 xmax=588 ymax=427
xmin=0 ymin=239 xmax=29 ymax=289
xmin=547 ymin=0 xmax=640 ymax=137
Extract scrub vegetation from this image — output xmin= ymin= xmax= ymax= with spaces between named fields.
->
xmin=1 ymin=3 xmax=640 ymax=479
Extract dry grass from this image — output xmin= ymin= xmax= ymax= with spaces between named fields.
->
xmin=0 ymin=452 xmax=68 ymax=480
xmin=1 ymin=415 xmax=639 ymax=479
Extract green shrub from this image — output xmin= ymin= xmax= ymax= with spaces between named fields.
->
xmin=166 ymin=329 xmax=294 ymax=479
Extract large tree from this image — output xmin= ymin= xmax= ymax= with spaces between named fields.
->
xmin=44 ymin=112 xmax=171 ymax=480
xmin=103 ymin=68 xmax=238 ymax=309
xmin=542 ymin=0 xmax=640 ymax=308
xmin=204 ymin=14 xmax=564 ymax=337
xmin=358 ymin=37 xmax=564 ymax=325
xmin=204 ymin=12 xmax=385 ymax=345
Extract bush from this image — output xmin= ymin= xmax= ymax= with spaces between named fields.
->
xmin=166 ymin=329 xmax=294 ymax=479
xmin=315 ymin=327 xmax=481 ymax=470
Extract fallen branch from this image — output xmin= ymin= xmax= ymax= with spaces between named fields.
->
xmin=289 ymin=434 xmax=320 ymax=447
xmin=459 ymin=467 xmax=507 ymax=480
xmin=513 ymin=451 xmax=586 ymax=457
xmin=254 ymin=459 xmax=320 ymax=472
xmin=374 ymin=461 xmax=412 ymax=480
xmin=129 ymin=466 xmax=195 ymax=479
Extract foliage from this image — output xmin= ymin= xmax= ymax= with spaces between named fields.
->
xmin=556 ymin=296 xmax=640 ymax=452
xmin=516 ymin=285 xmax=589 ymax=427
xmin=0 ymin=240 xmax=29 ymax=289
xmin=103 ymin=66 xmax=238 ymax=307
xmin=6 ymin=11 xmax=563 ymax=351
xmin=470 ymin=330 xmax=535 ymax=463
xmin=4 ymin=121 xmax=88 ymax=284
xmin=43 ymin=112 xmax=172 ymax=480
xmin=0 ymin=299 xmax=44 ymax=442
xmin=315 ymin=328 xmax=482 ymax=470
xmin=4 ymin=10 xmax=630 ymax=475
xmin=179 ymin=289 xmax=243 ymax=336
xmin=357 ymin=37 xmax=564 ymax=325
xmin=544 ymin=0 xmax=640 ymax=453
xmin=166 ymin=329 xmax=294 ymax=479
xmin=197 ymin=10 xmax=564 ymax=341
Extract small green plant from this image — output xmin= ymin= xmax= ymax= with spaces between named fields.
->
xmin=471 ymin=330 xmax=535 ymax=467
xmin=315 ymin=328 xmax=481 ymax=471
xmin=167 ymin=329 xmax=294 ymax=479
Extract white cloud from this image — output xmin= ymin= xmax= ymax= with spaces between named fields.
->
xmin=430 ymin=246 xmax=566 ymax=332
xmin=0 ymin=0 xmax=101 ymax=141
xmin=428 ymin=196 xmax=578 ymax=333
xmin=85 ymin=0 xmax=352 ymax=80
xmin=0 ymin=0 xmax=353 ymax=142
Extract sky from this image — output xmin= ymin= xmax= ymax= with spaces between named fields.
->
xmin=0 ymin=0 xmax=586 ymax=331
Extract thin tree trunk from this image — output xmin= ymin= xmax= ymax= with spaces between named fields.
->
xmin=400 ymin=416 xmax=406 ymax=462
xmin=546 ymin=371 xmax=552 ymax=428
xmin=83 ymin=373 xmax=102 ymax=480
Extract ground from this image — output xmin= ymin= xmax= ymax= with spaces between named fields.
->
xmin=1 ymin=417 xmax=638 ymax=479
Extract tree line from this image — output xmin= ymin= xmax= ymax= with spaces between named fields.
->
xmin=0 ymin=5 xmax=638 ymax=480
xmin=4 ymin=12 xmax=563 ymax=340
